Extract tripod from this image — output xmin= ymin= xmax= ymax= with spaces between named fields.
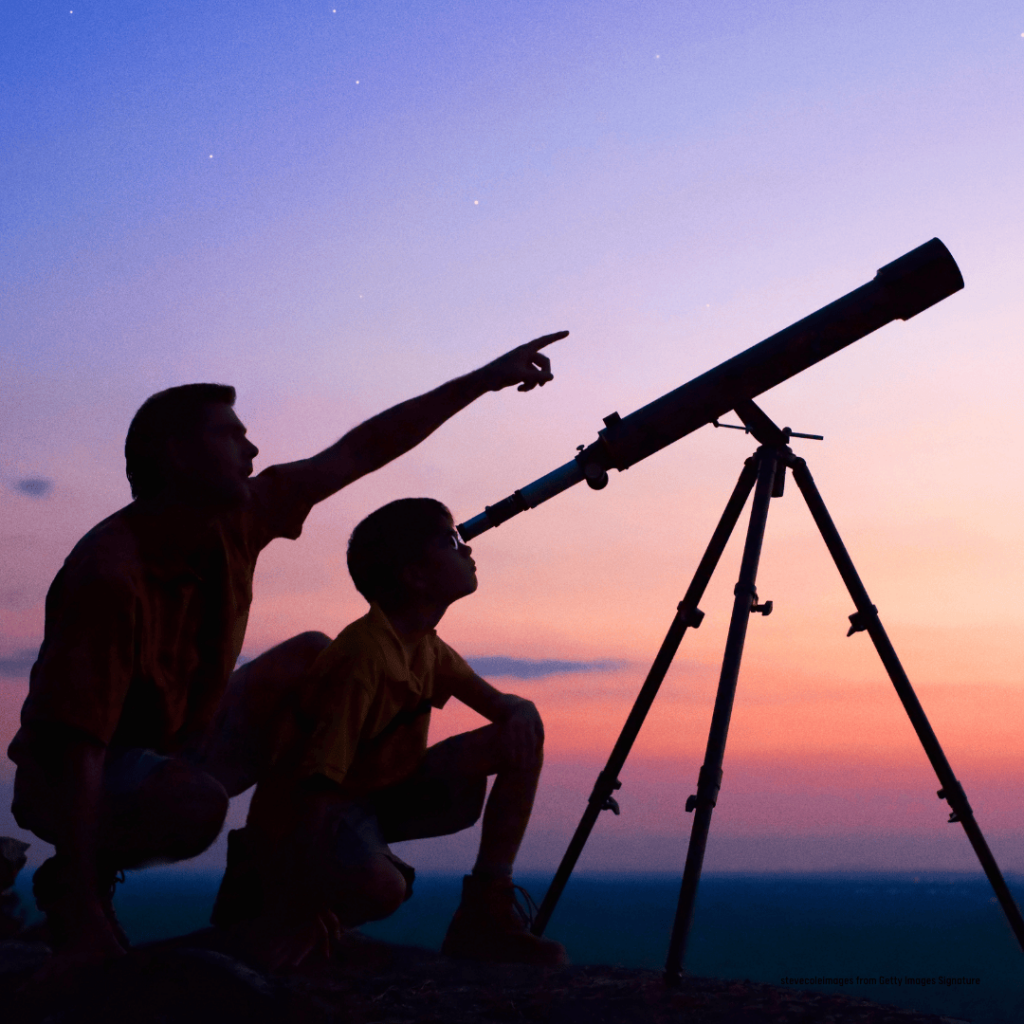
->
xmin=530 ymin=399 xmax=1024 ymax=980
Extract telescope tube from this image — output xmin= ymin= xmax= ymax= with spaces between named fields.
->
xmin=459 ymin=238 xmax=963 ymax=541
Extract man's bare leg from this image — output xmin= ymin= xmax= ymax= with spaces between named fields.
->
xmin=197 ymin=630 xmax=330 ymax=796
xmin=23 ymin=630 xmax=329 ymax=966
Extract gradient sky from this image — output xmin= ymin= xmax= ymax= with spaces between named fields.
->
xmin=2 ymin=2 xmax=1023 ymax=876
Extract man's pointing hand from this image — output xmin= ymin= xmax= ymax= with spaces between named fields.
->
xmin=480 ymin=330 xmax=567 ymax=393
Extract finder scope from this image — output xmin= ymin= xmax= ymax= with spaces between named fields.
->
xmin=458 ymin=238 xmax=963 ymax=541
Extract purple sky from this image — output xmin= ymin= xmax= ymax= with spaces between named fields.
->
xmin=3 ymin=2 xmax=1023 ymax=874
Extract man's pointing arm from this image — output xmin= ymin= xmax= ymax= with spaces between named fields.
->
xmin=291 ymin=331 xmax=566 ymax=505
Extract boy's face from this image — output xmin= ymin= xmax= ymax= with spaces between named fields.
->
xmin=405 ymin=519 xmax=478 ymax=607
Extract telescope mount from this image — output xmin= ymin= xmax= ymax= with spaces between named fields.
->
xmin=529 ymin=399 xmax=1024 ymax=981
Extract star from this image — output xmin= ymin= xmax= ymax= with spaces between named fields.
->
xmin=474 ymin=200 xmax=479 ymax=205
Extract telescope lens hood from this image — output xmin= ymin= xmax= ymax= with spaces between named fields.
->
xmin=875 ymin=237 xmax=964 ymax=321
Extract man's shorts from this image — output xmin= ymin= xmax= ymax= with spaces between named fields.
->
xmin=10 ymin=738 xmax=181 ymax=845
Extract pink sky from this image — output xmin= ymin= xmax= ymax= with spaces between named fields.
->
xmin=2 ymin=2 xmax=1023 ymax=874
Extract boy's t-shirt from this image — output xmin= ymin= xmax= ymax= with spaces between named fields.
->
xmin=252 ymin=603 xmax=477 ymax=832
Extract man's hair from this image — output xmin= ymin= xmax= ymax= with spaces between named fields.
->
xmin=125 ymin=383 xmax=236 ymax=499
xmin=347 ymin=498 xmax=453 ymax=607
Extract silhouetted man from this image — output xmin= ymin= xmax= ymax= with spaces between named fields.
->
xmin=7 ymin=331 xmax=564 ymax=970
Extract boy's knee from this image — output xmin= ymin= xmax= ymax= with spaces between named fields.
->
xmin=365 ymin=855 xmax=409 ymax=918
xmin=340 ymin=855 xmax=408 ymax=923
xmin=496 ymin=717 xmax=544 ymax=773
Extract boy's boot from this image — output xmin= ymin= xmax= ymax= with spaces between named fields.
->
xmin=32 ymin=855 xmax=130 ymax=950
xmin=210 ymin=827 xmax=264 ymax=929
xmin=441 ymin=873 xmax=567 ymax=966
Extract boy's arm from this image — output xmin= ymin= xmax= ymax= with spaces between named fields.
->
xmin=449 ymin=673 xmax=543 ymax=770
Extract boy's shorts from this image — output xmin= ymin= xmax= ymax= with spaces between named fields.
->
xmin=326 ymin=737 xmax=489 ymax=896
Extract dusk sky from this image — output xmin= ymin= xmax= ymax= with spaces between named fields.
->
xmin=3 ymin=2 xmax=1023 ymax=876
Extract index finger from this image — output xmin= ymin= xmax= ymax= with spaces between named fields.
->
xmin=525 ymin=330 xmax=568 ymax=351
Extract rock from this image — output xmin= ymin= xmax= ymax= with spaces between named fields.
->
xmin=1 ymin=942 xmax=315 ymax=1024
xmin=0 ymin=837 xmax=30 ymax=940
xmin=0 ymin=838 xmax=29 ymax=891
xmin=0 ymin=939 xmax=50 ymax=979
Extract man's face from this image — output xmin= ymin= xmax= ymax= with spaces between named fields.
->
xmin=406 ymin=521 xmax=478 ymax=607
xmin=170 ymin=404 xmax=259 ymax=507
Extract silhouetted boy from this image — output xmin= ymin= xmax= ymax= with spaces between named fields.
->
xmin=216 ymin=498 xmax=566 ymax=968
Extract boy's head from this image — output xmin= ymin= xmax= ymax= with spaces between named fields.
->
xmin=347 ymin=498 xmax=477 ymax=611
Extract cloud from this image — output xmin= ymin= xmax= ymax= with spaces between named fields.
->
xmin=0 ymin=648 xmax=38 ymax=678
xmin=467 ymin=656 xmax=629 ymax=680
xmin=14 ymin=478 xmax=53 ymax=498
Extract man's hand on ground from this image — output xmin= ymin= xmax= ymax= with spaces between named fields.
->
xmin=29 ymin=898 xmax=127 ymax=986
xmin=479 ymin=331 xmax=567 ymax=392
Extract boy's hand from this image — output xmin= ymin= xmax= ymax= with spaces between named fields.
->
xmin=497 ymin=697 xmax=544 ymax=769
xmin=451 ymin=674 xmax=546 ymax=767
xmin=478 ymin=331 xmax=566 ymax=393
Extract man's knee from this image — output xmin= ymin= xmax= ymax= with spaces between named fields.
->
xmin=202 ymin=630 xmax=331 ymax=795
xmin=290 ymin=630 xmax=331 ymax=662
xmin=263 ymin=631 xmax=330 ymax=679
xmin=135 ymin=759 xmax=229 ymax=861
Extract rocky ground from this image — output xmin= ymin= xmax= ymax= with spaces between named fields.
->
xmin=0 ymin=929 xmax=974 ymax=1024
xmin=0 ymin=838 xmax=969 ymax=1024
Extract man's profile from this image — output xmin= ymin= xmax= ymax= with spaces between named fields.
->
xmin=6 ymin=331 xmax=565 ymax=971
xmin=213 ymin=498 xmax=566 ymax=968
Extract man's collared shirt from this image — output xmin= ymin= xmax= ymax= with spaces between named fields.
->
xmin=11 ymin=465 xmax=315 ymax=761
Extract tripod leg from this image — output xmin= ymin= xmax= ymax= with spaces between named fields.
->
xmin=665 ymin=447 xmax=780 ymax=983
xmin=791 ymin=457 xmax=1024 ymax=954
xmin=532 ymin=457 xmax=760 ymax=937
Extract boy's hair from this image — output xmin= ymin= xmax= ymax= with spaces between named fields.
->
xmin=347 ymin=498 xmax=453 ymax=607
xmin=125 ymin=383 xmax=236 ymax=499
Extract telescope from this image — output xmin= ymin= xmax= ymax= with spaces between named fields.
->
xmin=458 ymin=238 xmax=964 ymax=541
xmin=484 ymin=235 xmax=1024 ymax=965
